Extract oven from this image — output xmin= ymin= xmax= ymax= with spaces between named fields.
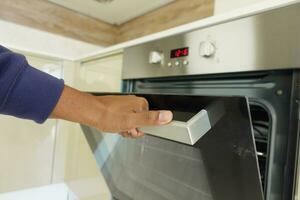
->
xmin=81 ymin=3 xmax=300 ymax=200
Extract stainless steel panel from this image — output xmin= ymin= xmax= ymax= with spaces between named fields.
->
xmin=140 ymin=100 xmax=225 ymax=145
xmin=123 ymin=4 xmax=300 ymax=79
xmin=82 ymin=96 xmax=264 ymax=200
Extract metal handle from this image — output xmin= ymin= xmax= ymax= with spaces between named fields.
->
xmin=140 ymin=100 xmax=225 ymax=145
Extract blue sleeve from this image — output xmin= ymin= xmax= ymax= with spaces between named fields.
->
xmin=0 ymin=45 xmax=64 ymax=123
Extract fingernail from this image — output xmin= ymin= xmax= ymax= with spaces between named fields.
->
xmin=138 ymin=132 xmax=145 ymax=137
xmin=159 ymin=111 xmax=173 ymax=123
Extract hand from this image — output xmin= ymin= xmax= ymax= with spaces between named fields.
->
xmin=95 ymin=95 xmax=173 ymax=138
xmin=50 ymin=86 xmax=173 ymax=138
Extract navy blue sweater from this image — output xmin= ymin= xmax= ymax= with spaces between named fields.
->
xmin=0 ymin=45 xmax=64 ymax=123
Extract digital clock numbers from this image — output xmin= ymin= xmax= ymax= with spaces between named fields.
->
xmin=170 ymin=47 xmax=189 ymax=58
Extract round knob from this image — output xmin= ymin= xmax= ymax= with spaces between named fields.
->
xmin=149 ymin=51 xmax=163 ymax=64
xmin=174 ymin=61 xmax=180 ymax=66
xmin=199 ymin=42 xmax=216 ymax=58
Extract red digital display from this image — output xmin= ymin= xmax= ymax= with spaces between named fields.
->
xmin=170 ymin=47 xmax=189 ymax=58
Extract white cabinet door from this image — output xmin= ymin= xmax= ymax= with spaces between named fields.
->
xmin=52 ymin=122 xmax=112 ymax=200
xmin=0 ymin=54 xmax=63 ymax=192
xmin=0 ymin=118 xmax=57 ymax=192
xmin=25 ymin=55 xmax=63 ymax=79
xmin=214 ymin=0 xmax=262 ymax=14
xmin=75 ymin=54 xmax=123 ymax=92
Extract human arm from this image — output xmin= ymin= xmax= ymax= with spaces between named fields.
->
xmin=0 ymin=45 xmax=172 ymax=137
xmin=0 ymin=45 xmax=64 ymax=123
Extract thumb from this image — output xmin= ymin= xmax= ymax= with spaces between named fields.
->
xmin=131 ymin=110 xmax=173 ymax=127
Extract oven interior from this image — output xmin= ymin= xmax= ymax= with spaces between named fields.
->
xmin=250 ymin=105 xmax=270 ymax=190
xmin=135 ymin=95 xmax=219 ymax=123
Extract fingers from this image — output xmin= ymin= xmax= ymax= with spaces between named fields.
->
xmin=129 ymin=110 xmax=173 ymax=128
xmin=129 ymin=129 xmax=145 ymax=137
xmin=120 ymin=131 xmax=130 ymax=137
xmin=95 ymin=95 xmax=172 ymax=134
xmin=118 ymin=96 xmax=149 ymax=112
xmin=120 ymin=129 xmax=145 ymax=138
xmin=96 ymin=95 xmax=149 ymax=112
xmin=131 ymin=97 xmax=149 ymax=112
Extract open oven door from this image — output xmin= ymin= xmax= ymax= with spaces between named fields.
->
xmin=81 ymin=94 xmax=264 ymax=200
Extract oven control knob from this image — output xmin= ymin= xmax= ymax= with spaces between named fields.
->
xmin=149 ymin=51 xmax=163 ymax=64
xmin=199 ymin=42 xmax=216 ymax=58
xmin=174 ymin=61 xmax=180 ymax=67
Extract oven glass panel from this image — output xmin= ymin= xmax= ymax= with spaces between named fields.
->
xmin=82 ymin=94 xmax=264 ymax=200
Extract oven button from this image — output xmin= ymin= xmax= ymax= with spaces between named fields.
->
xmin=174 ymin=61 xmax=180 ymax=67
xmin=167 ymin=62 xmax=172 ymax=67
xmin=182 ymin=60 xmax=189 ymax=66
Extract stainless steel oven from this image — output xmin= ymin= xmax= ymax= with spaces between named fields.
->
xmin=82 ymin=3 xmax=300 ymax=200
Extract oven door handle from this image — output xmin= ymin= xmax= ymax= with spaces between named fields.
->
xmin=139 ymin=100 xmax=225 ymax=145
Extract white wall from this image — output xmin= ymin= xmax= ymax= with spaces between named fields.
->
xmin=0 ymin=19 xmax=103 ymax=60
xmin=214 ymin=0 xmax=263 ymax=15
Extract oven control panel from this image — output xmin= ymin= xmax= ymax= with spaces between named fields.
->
xmin=148 ymin=47 xmax=191 ymax=68
xmin=148 ymin=43 xmax=216 ymax=68
xmin=123 ymin=4 xmax=300 ymax=79
xmin=167 ymin=47 xmax=189 ymax=68
xmin=148 ymin=43 xmax=217 ymax=69
xmin=166 ymin=58 xmax=189 ymax=68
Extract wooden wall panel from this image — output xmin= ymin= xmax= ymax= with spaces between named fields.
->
xmin=0 ymin=0 xmax=117 ymax=46
xmin=0 ymin=0 xmax=214 ymax=47
xmin=117 ymin=0 xmax=214 ymax=43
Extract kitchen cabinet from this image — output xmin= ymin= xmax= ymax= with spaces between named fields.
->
xmin=52 ymin=122 xmax=111 ymax=200
xmin=0 ymin=183 xmax=77 ymax=200
xmin=59 ymin=53 xmax=124 ymax=199
xmin=53 ymin=57 xmax=115 ymax=199
xmin=0 ymin=117 xmax=57 ymax=192
xmin=0 ymin=54 xmax=63 ymax=192
xmin=57 ymin=53 xmax=124 ymax=199
xmin=75 ymin=53 xmax=123 ymax=92
xmin=25 ymin=55 xmax=63 ymax=79
xmin=214 ymin=0 xmax=262 ymax=14
xmin=0 ymin=52 xmax=112 ymax=199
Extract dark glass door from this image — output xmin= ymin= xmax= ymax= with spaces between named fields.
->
xmin=82 ymin=94 xmax=264 ymax=200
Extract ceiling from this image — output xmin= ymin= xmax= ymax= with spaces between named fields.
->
xmin=48 ymin=0 xmax=174 ymax=25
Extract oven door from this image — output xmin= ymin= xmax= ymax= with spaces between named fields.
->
xmin=81 ymin=94 xmax=264 ymax=200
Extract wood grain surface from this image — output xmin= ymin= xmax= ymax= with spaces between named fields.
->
xmin=0 ymin=0 xmax=118 ymax=46
xmin=0 ymin=0 xmax=214 ymax=46
xmin=117 ymin=0 xmax=214 ymax=43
